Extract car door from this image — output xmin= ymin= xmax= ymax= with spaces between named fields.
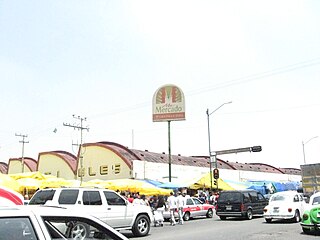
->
xmin=185 ymin=198 xmax=200 ymax=217
xmin=193 ymin=197 xmax=206 ymax=217
xmin=248 ymin=191 xmax=259 ymax=214
xmin=295 ymin=194 xmax=306 ymax=216
xmin=257 ymin=192 xmax=268 ymax=214
xmin=103 ymin=191 xmax=134 ymax=228
xmin=80 ymin=190 xmax=107 ymax=223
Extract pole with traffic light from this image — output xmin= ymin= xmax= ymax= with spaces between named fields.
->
xmin=206 ymin=101 xmax=232 ymax=191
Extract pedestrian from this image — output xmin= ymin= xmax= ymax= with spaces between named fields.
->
xmin=154 ymin=195 xmax=165 ymax=227
xmin=127 ymin=194 xmax=134 ymax=203
xmin=167 ymin=192 xmax=177 ymax=226
xmin=176 ymin=192 xmax=186 ymax=225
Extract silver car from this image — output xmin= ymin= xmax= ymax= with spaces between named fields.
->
xmin=0 ymin=205 xmax=129 ymax=240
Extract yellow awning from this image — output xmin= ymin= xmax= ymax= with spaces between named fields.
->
xmin=187 ymin=172 xmax=234 ymax=190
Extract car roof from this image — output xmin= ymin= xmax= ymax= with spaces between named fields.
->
xmin=37 ymin=187 xmax=114 ymax=192
xmin=271 ymin=191 xmax=299 ymax=196
xmin=220 ymin=190 xmax=259 ymax=193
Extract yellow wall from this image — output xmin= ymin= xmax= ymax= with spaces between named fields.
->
xmin=79 ymin=145 xmax=132 ymax=182
xmin=37 ymin=154 xmax=76 ymax=179
xmin=8 ymin=160 xmax=32 ymax=174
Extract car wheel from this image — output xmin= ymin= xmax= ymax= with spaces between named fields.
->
xmin=302 ymin=227 xmax=311 ymax=234
xmin=69 ymin=222 xmax=89 ymax=240
xmin=292 ymin=210 xmax=300 ymax=223
xmin=183 ymin=212 xmax=190 ymax=221
xmin=265 ymin=218 xmax=272 ymax=223
xmin=132 ymin=214 xmax=150 ymax=237
xmin=206 ymin=209 xmax=213 ymax=218
xmin=219 ymin=216 xmax=227 ymax=220
xmin=246 ymin=209 xmax=253 ymax=220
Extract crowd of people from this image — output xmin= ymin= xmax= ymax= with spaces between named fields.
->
xmin=117 ymin=189 xmax=220 ymax=227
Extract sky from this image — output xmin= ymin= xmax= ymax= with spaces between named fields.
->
xmin=0 ymin=0 xmax=319 ymax=170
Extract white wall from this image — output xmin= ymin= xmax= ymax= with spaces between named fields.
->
xmin=132 ymin=160 xmax=301 ymax=183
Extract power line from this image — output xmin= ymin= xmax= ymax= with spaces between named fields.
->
xmin=87 ymin=57 xmax=320 ymax=119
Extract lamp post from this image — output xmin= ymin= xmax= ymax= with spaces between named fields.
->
xmin=302 ymin=136 xmax=318 ymax=164
xmin=206 ymin=101 xmax=232 ymax=191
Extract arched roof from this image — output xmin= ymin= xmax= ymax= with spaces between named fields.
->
xmin=81 ymin=143 xmax=301 ymax=175
xmin=82 ymin=142 xmax=135 ymax=169
xmin=38 ymin=151 xmax=77 ymax=173
xmin=0 ymin=162 xmax=8 ymax=174
xmin=279 ymin=168 xmax=301 ymax=175
xmin=8 ymin=157 xmax=37 ymax=172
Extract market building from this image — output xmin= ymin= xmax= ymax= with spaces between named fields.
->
xmin=7 ymin=157 xmax=37 ymax=174
xmin=1 ymin=141 xmax=301 ymax=184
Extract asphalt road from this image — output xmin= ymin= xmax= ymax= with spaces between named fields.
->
xmin=122 ymin=215 xmax=320 ymax=240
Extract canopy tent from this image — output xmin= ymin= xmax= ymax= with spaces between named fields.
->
xmin=142 ymin=179 xmax=163 ymax=188
xmin=83 ymin=179 xmax=172 ymax=196
xmin=9 ymin=171 xmax=47 ymax=180
xmin=40 ymin=178 xmax=81 ymax=189
xmin=0 ymin=186 xmax=23 ymax=206
xmin=224 ymin=179 xmax=251 ymax=190
xmin=187 ymin=172 xmax=234 ymax=190
xmin=157 ymin=181 xmax=188 ymax=189
xmin=0 ymin=173 xmax=21 ymax=192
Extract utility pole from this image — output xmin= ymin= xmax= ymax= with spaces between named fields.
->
xmin=63 ymin=115 xmax=89 ymax=185
xmin=15 ymin=133 xmax=29 ymax=173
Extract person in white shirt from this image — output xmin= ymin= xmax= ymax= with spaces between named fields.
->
xmin=167 ymin=192 xmax=177 ymax=226
xmin=176 ymin=192 xmax=186 ymax=225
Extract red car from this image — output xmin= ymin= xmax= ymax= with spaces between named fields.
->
xmin=163 ymin=196 xmax=214 ymax=221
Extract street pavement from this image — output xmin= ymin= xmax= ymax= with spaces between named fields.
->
xmin=122 ymin=215 xmax=319 ymax=240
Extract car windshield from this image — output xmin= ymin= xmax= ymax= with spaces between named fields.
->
xmin=269 ymin=194 xmax=291 ymax=202
xmin=29 ymin=190 xmax=55 ymax=205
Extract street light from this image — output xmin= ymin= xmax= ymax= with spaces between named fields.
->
xmin=206 ymin=101 xmax=232 ymax=191
xmin=302 ymin=136 xmax=318 ymax=164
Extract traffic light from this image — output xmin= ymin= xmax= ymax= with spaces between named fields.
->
xmin=214 ymin=179 xmax=217 ymax=186
xmin=251 ymin=146 xmax=262 ymax=152
xmin=213 ymin=168 xmax=219 ymax=179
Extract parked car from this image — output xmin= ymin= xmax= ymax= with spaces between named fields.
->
xmin=0 ymin=205 xmax=129 ymax=240
xmin=263 ymin=190 xmax=306 ymax=223
xmin=163 ymin=196 xmax=214 ymax=221
xmin=28 ymin=187 xmax=153 ymax=237
xmin=300 ymin=191 xmax=320 ymax=234
xmin=216 ymin=190 xmax=268 ymax=220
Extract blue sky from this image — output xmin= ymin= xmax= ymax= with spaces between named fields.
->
xmin=1 ymin=0 xmax=319 ymax=169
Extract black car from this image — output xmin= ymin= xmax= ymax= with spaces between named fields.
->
xmin=216 ymin=190 xmax=268 ymax=220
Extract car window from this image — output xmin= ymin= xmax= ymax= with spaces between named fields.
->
xmin=270 ymin=194 xmax=291 ymax=202
xmin=249 ymin=192 xmax=258 ymax=202
xmin=29 ymin=189 xmax=55 ymax=205
xmin=83 ymin=191 xmax=102 ymax=205
xmin=59 ymin=189 xmax=79 ymax=204
xmin=218 ymin=192 xmax=242 ymax=203
xmin=42 ymin=216 xmax=125 ymax=240
xmin=257 ymin=193 xmax=265 ymax=201
xmin=186 ymin=198 xmax=194 ymax=205
xmin=103 ymin=191 xmax=126 ymax=206
xmin=312 ymin=196 xmax=320 ymax=205
xmin=243 ymin=193 xmax=250 ymax=203
xmin=0 ymin=217 xmax=38 ymax=240
xmin=193 ymin=198 xmax=202 ymax=205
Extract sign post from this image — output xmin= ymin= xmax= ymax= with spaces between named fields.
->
xmin=152 ymin=84 xmax=186 ymax=182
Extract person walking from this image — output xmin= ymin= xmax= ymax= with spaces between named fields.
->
xmin=154 ymin=195 xmax=165 ymax=227
xmin=167 ymin=192 xmax=177 ymax=226
xmin=176 ymin=192 xmax=186 ymax=225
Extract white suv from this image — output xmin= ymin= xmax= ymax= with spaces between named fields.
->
xmin=28 ymin=187 xmax=153 ymax=237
